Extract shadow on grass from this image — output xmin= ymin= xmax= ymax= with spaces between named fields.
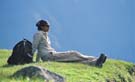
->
xmin=1 ymin=62 xmax=37 ymax=68
xmin=2 ymin=64 xmax=15 ymax=68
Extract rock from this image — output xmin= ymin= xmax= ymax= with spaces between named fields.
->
xmin=106 ymin=78 xmax=116 ymax=82
xmin=12 ymin=65 xmax=65 ymax=82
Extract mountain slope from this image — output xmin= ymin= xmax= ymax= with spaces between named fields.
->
xmin=0 ymin=50 xmax=135 ymax=82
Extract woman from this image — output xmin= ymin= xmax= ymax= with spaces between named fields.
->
xmin=32 ymin=19 xmax=107 ymax=67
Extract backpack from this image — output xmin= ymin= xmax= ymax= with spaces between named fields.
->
xmin=7 ymin=39 xmax=33 ymax=65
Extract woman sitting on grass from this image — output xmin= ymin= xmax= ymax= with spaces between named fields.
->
xmin=32 ymin=19 xmax=107 ymax=67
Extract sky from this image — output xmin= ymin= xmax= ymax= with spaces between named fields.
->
xmin=0 ymin=0 xmax=135 ymax=63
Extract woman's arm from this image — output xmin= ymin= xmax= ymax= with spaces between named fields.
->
xmin=32 ymin=32 xmax=42 ymax=62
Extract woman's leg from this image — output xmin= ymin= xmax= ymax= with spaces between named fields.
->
xmin=51 ymin=51 xmax=97 ymax=65
xmin=41 ymin=51 xmax=107 ymax=67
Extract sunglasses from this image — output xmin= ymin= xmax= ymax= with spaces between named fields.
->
xmin=41 ymin=24 xmax=49 ymax=27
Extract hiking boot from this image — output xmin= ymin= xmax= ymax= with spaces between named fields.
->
xmin=95 ymin=53 xmax=107 ymax=67
xmin=103 ymin=55 xmax=107 ymax=63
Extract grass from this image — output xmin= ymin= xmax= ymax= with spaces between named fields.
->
xmin=0 ymin=49 xmax=135 ymax=82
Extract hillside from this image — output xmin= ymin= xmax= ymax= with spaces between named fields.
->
xmin=0 ymin=49 xmax=135 ymax=82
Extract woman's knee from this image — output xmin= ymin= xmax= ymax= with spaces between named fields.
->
xmin=67 ymin=50 xmax=81 ymax=56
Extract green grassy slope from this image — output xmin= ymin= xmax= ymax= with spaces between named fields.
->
xmin=0 ymin=50 xmax=135 ymax=82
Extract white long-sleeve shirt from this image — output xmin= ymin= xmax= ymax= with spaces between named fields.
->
xmin=32 ymin=31 xmax=55 ymax=61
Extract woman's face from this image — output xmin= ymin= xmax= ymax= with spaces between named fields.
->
xmin=41 ymin=25 xmax=49 ymax=32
